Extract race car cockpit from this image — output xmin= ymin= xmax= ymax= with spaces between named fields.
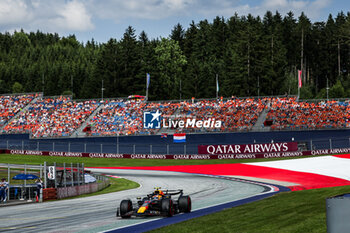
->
xmin=152 ymin=187 xmax=164 ymax=200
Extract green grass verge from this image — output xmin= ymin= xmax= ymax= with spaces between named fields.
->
xmin=151 ymin=185 xmax=350 ymax=233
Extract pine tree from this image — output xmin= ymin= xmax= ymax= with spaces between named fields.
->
xmin=119 ymin=26 xmax=142 ymax=96
xmin=154 ymin=38 xmax=187 ymax=100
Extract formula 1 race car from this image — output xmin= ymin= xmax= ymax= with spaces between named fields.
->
xmin=116 ymin=187 xmax=191 ymax=218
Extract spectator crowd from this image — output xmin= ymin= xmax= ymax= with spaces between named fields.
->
xmin=0 ymin=93 xmax=349 ymax=138
xmin=266 ymin=97 xmax=350 ymax=130
xmin=173 ymin=97 xmax=268 ymax=133
xmin=89 ymin=99 xmax=179 ymax=136
xmin=3 ymin=96 xmax=99 ymax=138
xmin=0 ymin=94 xmax=37 ymax=128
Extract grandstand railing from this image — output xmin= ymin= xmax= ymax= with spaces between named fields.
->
xmin=298 ymin=98 xmax=350 ymax=103
xmin=18 ymin=125 xmax=347 ymax=139
xmin=148 ymin=94 xmax=296 ymax=103
xmin=0 ymin=92 xmax=43 ymax=96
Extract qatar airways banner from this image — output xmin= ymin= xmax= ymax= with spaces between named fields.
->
xmin=3 ymin=147 xmax=350 ymax=160
xmin=198 ymin=142 xmax=298 ymax=155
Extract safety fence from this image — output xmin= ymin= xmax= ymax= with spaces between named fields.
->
xmin=1 ymin=137 xmax=350 ymax=155
xmin=0 ymin=163 xmax=43 ymax=203
xmin=2 ymin=147 xmax=350 ymax=160
xmin=0 ymin=163 xmax=110 ymax=202
xmin=42 ymin=162 xmax=110 ymax=199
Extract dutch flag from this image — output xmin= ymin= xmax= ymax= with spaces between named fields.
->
xmin=173 ymin=133 xmax=186 ymax=143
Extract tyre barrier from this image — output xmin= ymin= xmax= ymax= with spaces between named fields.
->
xmin=43 ymin=183 xmax=103 ymax=200
xmin=43 ymin=188 xmax=57 ymax=200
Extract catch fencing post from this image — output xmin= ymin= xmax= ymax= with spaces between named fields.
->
xmin=38 ymin=163 xmax=43 ymax=202
xmin=310 ymin=140 xmax=313 ymax=150
xmin=40 ymin=163 xmax=43 ymax=201
xmin=37 ymin=141 xmax=39 ymax=151
xmin=7 ymin=163 xmax=10 ymax=201
xmin=71 ymin=163 xmax=74 ymax=187
xmin=53 ymin=162 xmax=57 ymax=189
xmin=77 ymin=163 xmax=80 ymax=186
xmin=184 ymin=144 xmax=186 ymax=155
xmin=22 ymin=140 xmax=24 ymax=150
xmin=100 ymin=144 xmax=103 ymax=153
xmin=167 ymin=144 xmax=169 ymax=154
xmin=39 ymin=185 xmax=43 ymax=203
xmin=133 ymin=144 xmax=136 ymax=154
xmin=84 ymin=143 xmax=86 ymax=153
xmin=44 ymin=162 xmax=47 ymax=189
xmin=150 ymin=145 xmax=152 ymax=155
xmin=68 ymin=142 xmax=70 ymax=153
xmin=63 ymin=163 xmax=66 ymax=187
xmin=82 ymin=163 xmax=85 ymax=184
xmin=53 ymin=142 xmax=55 ymax=152
xmin=117 ymin=134 xmax=119 ymax=154
xmin=24 ymin=164 xmax=27 ymax=187
xmin=329 ymin=139 xmax=332 ymax=150
xmin=6 ymin=140 xmax=8 ymax=149
xmin=24 ymin=164 xmax=28 ymax=200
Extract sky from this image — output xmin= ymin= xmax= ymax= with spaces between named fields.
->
xmin=0 ymin=0 xmax=349 ymax=44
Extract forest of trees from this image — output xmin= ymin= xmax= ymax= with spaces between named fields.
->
xmin=1 ymin=11 xmax=350 ymax=100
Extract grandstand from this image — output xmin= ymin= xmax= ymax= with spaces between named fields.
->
xmin=0 ymin=93 xmax=349 ymax=139
xmin=0 ymin=93 xmax=38 ymax=129
xmin=174 ymin=98 xmax=268 ymax=133
xmin=2 ymin=95 xmax=99 ymax=138
xmin=266 ymin=97 xmax=350 ymax=130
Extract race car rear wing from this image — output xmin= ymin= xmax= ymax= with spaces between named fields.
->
xmin=163 ymin=189 xmax=184 ymax=196
xmin=147 ymin=189 xmax=184 ymax=197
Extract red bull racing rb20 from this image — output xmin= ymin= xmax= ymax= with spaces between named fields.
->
xmin=116 ymin=188 xmax=192 ymax=218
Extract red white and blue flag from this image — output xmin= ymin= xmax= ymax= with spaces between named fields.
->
xmin=173 ymin=133 xmax=186 ymax=143
xmin=298 ymin=70 xmax=302 ymax=88
xmin=161 ymin=133 xmax=168 ymax=138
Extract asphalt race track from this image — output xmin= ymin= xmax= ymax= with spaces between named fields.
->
xmin=0 ymin=169 xmax=270 ymax=233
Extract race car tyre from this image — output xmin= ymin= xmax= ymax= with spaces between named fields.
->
xmin=120 ymin=200 xmax=132 ymax=218
xmin=178 ymin=195 xmax=192 ymax=213
xmin=161 ymin=198 xmax=174 ymax=217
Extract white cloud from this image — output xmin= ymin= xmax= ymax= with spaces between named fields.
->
xmin=191 ymin=0 xmax=331 ymax=21
xmin=258 ymin=0 xmax=331 ymax=19
xmin=0 ymin=0 xmax=335 ymax=38
xmin=0 ymin=0 xmax=94 ymax=33
xmin=0 ymin=0 xmax=32 ymax=26
xmin=88 ymin=0 xmax=196 ymax=21
xmin=263 ymin=0 xmax=289 ymax=8
xmin=87 ymin=0 xmax=332 ymax=23
xmin=50 ymin=0 xmax=94 ymax=31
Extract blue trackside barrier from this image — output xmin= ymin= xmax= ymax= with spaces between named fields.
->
xmin=1 ymin=129 xmax=350 ymax=155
